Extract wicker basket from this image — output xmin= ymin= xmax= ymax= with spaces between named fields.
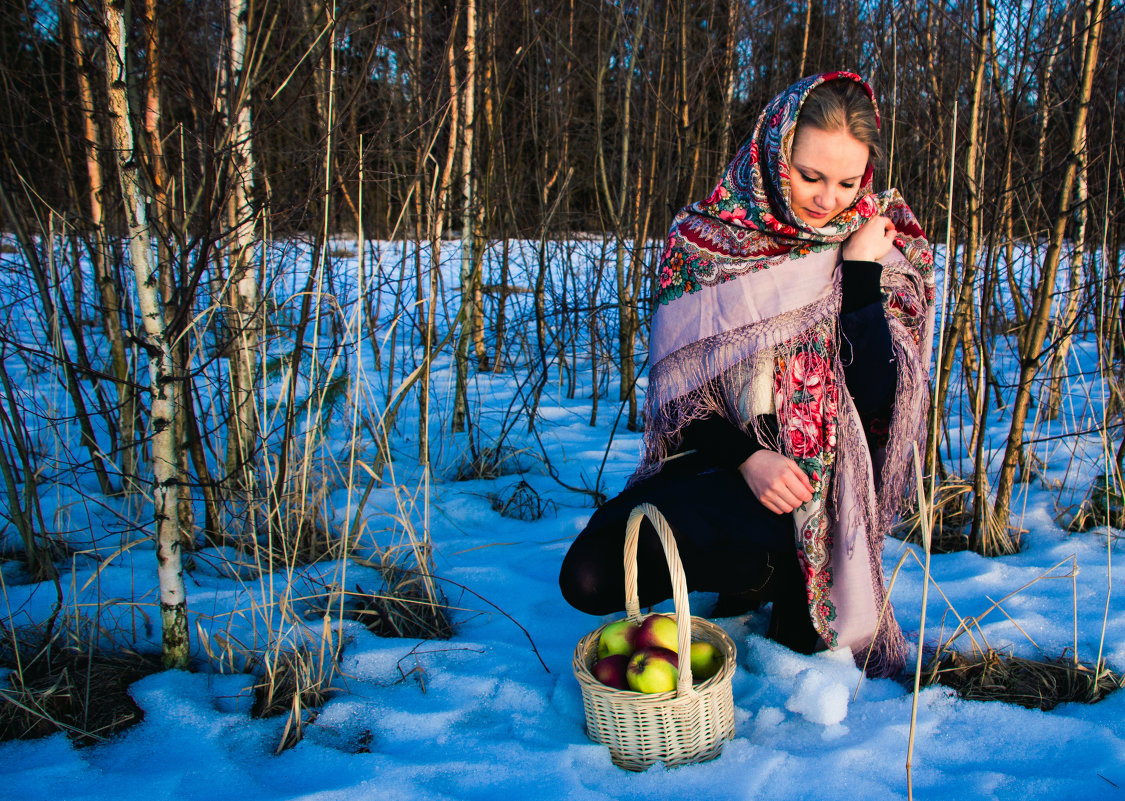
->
xmin=572 ymin=502 xmax=737 ymax=771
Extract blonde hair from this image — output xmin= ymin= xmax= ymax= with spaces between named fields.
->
xmin=799 ymin=79 xmax=884 ymax=167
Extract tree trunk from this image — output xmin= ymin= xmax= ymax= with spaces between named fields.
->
xmin=103 ymin=0 xmax=189 ymax=669
xmin=62 ymin=0 xmax=137 ymax=490
xmin=932 ymin=0 xmax=992 ymax=471
xmin=421 ymin=7 xmax=462 ymax=465
xmin=798 ymin=0 xmax=812 ymax=77
xmin=140 ymin=0 xmax=193 ymax=546
xmin=600 ymin=0 xmax=647 ymax=423
xmin=453 ymin=0 xmax=478 ymax=433
xmin=224 ymin=0 xmax=260 ymax=490
xmin=992 ymin=0 xmax=1105 ymax=535
xmin=718 ymin=0 xmax=739 ymax=161
xmin=1044 ymin=11 xmax=1092 ymax=421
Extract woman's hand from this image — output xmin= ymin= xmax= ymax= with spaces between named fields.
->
xmin=842 ymin=215 xmax=897 ymax=262
xmin=738 ymin=450 xmax=814 ymax=515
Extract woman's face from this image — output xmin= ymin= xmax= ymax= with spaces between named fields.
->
xmin=788 ymin=125 xmax=869 ymax=227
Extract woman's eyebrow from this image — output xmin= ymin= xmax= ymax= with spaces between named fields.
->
xmin=793 ymin=163 xmax=864 ymax=181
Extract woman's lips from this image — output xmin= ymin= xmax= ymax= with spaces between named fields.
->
xmin=803 ymin=208 xmax=829 ymax=220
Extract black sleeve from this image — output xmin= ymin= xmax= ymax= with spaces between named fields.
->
xmin=674 ymin=413 xmax=780 ymax=471
xmin=840 ymin=260 xmax=884 ymax=313
xmin=839 ymin=260 xmax=897 ymax=416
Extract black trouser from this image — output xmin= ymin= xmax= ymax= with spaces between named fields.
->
xmin=558 ymin=464 xmax=823 ymax=655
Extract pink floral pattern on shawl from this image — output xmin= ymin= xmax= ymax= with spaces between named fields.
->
xmin=776 ymin=327 xmax=842 ymax=642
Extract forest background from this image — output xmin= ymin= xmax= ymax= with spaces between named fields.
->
xmin=0 ymin=0 xmax=1124 ymax=753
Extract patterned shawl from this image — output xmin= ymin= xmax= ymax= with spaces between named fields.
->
xmin=637 ymin=72 xmax=936 ymax=678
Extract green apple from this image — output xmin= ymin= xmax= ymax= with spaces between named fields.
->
xmin=634 ymin=614 xmax=679 ymax=653
xmin=592 ymin=654 xmax=630 ymax=690
xmin=626 ymin=646 xmax=679 ymax=693
xmin=689 ymin=640 xmax=722 ymax=682
xmin=597 ymin=619 xmax=639 ymax=659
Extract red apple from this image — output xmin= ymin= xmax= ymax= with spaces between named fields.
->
xmin=689 ymin=640 xmax=722 ymax=682
xmin=597 ymin=619 xmax=639 ymax=659
xmin=626 ymin=646 xmax=679 ymax=693
xmin=634 ymin=614 xmax=679 ymax=653
xmin=592 ymin=654 xmax=630 ymax=690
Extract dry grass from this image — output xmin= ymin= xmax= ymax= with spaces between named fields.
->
xmin=249 ymin=639 xmax=341 ymax=754
xmin=893 ymin=477 xmax=973 ymax=552
xmin=1063 ymin=473 xmax=1125 ymax=532
xmin=920 ymin=649 xmax=1123 ymax=711
xmin=489 ymin=478 xmax=553 ymax=521
xmin=893 ymin=476 xmax=1022 ymax=555
xmin=0 ymin=634 xmax=160 ymax=745
xmin=250 ymin=645 xmax=337 ymax=718
xmin=202 ymin=469 xmax=339 ymax=574
xmin=349 ymin=549 xmax=453 ymax=640
xmin=453 ymin=444 xmax=526 ymax=482
xmin=261 ymin=465 xmax=338 ymax=568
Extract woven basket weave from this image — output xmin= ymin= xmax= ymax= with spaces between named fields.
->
xmin=572 ymin=502 xmax=737 ymax=771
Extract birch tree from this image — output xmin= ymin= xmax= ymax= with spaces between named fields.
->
xmin=224 ymin=0 xmax=261 ymax=489
xmin=453 ymin=0 xmax=479 ymax=433
xmin=103 ymin=0 xmax=189 ymax=668
xmin=62 ymin=0 xmax=137 ymax=489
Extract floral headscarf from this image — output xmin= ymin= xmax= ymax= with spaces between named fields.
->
xmin=656 ymin=71 xmax=933 ymax=309
xmin=639 ymin=72 xmax=935 ymax=678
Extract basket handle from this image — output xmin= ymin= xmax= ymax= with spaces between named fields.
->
xmin=623 ymin=503 xmax=696 ymax=696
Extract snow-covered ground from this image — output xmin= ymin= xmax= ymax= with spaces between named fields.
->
xmin=0 ymin=238 xmax=1123 ymax=799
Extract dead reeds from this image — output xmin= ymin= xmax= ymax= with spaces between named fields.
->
xmin=901 ymin=546 xmax=1121 ymax=716
xmin=921 ymin=648 xmax=1123 ymax=711
xmin=249 ymin=633 xmax=341 ymax=755
xmin=489 ymin=479 xmax=552 ymax=522
xmin=0 ymin=634 xmax=160 ymax=745
xmin=250 ymin=642 xmax=337 ymax=716
xmin=1064 ymin=472 xmax=1125 ymax=532
xmin=893 ymin=476 xmax=1024 ymax=555
xmin=894 ymin=476 xmax=973 ymax=553
xmin=349 ymin=547 xmax=453 ymax=641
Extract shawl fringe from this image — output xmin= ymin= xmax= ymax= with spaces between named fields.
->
xmin=633 ymin=293 xmax=839 ymax=486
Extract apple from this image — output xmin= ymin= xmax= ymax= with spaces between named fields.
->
xmin=592 ymin=654 xmax=630 ymax=690
xmin=597 ymin=619 xmax=639 ymax=659
xmin=626 ymin=646 xmax=679 ymax=693
xmin=689 ymin=641 xmax=722 ymax=682
xmin=634 ymin=614 xmax=679 ymax=653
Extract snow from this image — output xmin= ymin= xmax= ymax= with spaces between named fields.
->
xmin=1 ymin=237 xmax=1124 ymax=799
xmin=783 ymin=662 xmax=855 ymax=727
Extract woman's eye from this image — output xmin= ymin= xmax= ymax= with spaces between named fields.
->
xmin=799 ymin=173 xmax=816 ymax=183
xmin=841 ymin=182 xmax=855 ymax=189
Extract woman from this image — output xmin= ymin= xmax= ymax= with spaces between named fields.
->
xmin=558 ymin=72 xmax=935 ymax=678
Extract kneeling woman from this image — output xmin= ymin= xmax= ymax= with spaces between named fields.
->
xmin=559 ymin=72 xmax=935 ymax=678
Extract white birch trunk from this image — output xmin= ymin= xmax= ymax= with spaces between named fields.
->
xmin=63 ymin=0 xmax=138 ymax=490
xmin=102 ymin=0 xmax=189 ymax=668
xmin=421 ymin=11 xmax=461 ymax=465
xmin=225 ymin=0 xmax=260 ymax=486
xmin=453 ymin=0 xmax=478 ymax=432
